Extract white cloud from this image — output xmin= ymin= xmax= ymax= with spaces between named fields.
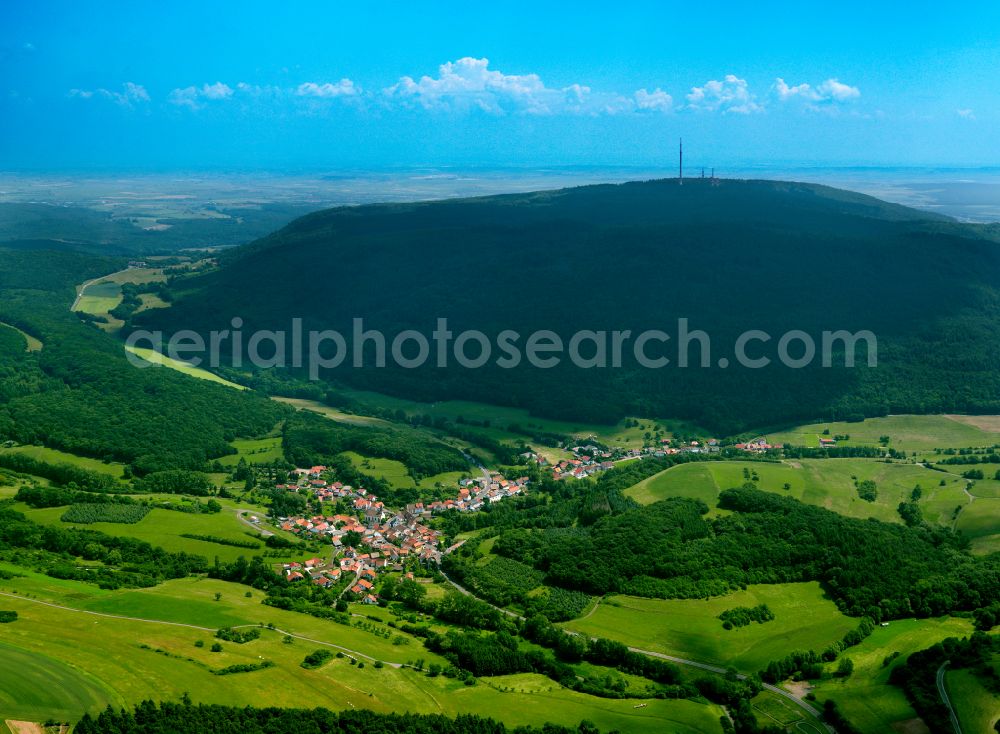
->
xmin=168 ymin=82 xmax=233 ymax=109
xmin=634 ymin=87 xmax=673 ymax=112
xmin=774 ymin=77 xmax=860 ymax=104
xmin=68 ymin=82 xmax=149 ymax=107
xmin=957 ymin=108 xmax=976 ymax=120
xmin=296 ymin=79 xmax=359 ymax=98
xmin=383 ymin=57 xmax=601 ymax=115
xmin=686 ymin=75 xmax=762 ymax=114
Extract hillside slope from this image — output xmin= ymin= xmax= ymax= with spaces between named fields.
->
xmin=138 ymin=179 xmax=1000 ymax=433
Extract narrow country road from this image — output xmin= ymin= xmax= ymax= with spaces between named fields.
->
xmin=234 ymin=509 xmax=274 ymax=537
xmin=0 ymin=590 xmax=402 ymax=667
xmin=936 ymin=661 xmax=963 ymax=734
xmin=438 ymin=569 xmax=835 ymax=733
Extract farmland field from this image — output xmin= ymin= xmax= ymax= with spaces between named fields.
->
xmin=216 ymin=437 xmax=284 ymax=466
xmin=74 ymin=280 xmax=122 ymax=315
xmin=563 ymin=582 xmax=856 ymax=671
xmin=627 ymin=458 xmax=969 ymax=524
xmin=954 ymin=497 xmax=1000 ymax=554
xmin=16 ymin=504 xmax=284 ymax=563
xmin=947 ymin=665 xmax=1000 ymax=734
xmin=0 ymin=641 xmax=119 ymax=723
xmin=0 ymin=444 xmax=127 ymax=478
xmin=768 ymin=414 xmax=1000 ymax=452
xmin=0 ymin=574 xmax=723 ymax=733
xmin=343 ymin=451 xmax=467 ymax=490
xmin=810 ymin=616 xmax=975 ymax=734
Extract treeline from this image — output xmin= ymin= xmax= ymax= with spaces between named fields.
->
xmin=761 ymin=618 xmax=875 ymax=683
xmin=133 ymin=470 xmax=213 ymax=495
xmin=61 ymin=503 xmax=150 ymax=524
xmin=75 ymin=700 xmax=606 ymax=734
xmin=889 ymin=633 xmax=1000 ymax=733
xmin=0 ymin=452 xmax=121 ymax=491
xmin=282 ymin=412 xmax=467 ymax=480
xmin=16 ymin=484 xmax=139 ymax=508
xmin=485 ymin=487 xmax=1000 ymax=621
xmin=0 ymin=506 xmax=206 ymax=589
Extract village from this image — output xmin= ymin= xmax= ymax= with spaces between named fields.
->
xmin=271 ymin=465 xmax=530 ymax=604
xmin=267 ymin=432 xmax=795 ymax=604
xmin=529 ymin=435 xmax=783 ymax=481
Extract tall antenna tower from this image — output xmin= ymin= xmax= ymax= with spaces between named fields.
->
xmin=678 ymin=138 xmax=683 ymax=185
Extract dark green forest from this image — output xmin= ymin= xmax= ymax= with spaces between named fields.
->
xmin=138 ymin=178 xmax=1000 ymax=433
xmin=0 ymin=249 xmax=287 ymax=473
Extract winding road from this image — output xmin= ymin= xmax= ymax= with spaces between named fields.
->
xmin=936 ymin=661 xmax=963 ymax=734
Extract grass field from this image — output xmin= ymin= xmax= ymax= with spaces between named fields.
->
xmin=0 ymin=573 xmax=724 ymax=732
xmin=627 ymin=459 xmax=968 ymax=524
xmin=947 ymin=665 xmax=1000 ymax=734
xmin=811 ymin=616 xmax=974 ymax=734
xmin=216 ymin=437 xmax=284 ymax=467
xmin=0 ymin=444 xmax=126 ymax=479
xmin=564 ymin=582 xmax=856 ymax=672
xmin=17 ymin=504 xmax=287 ymax=563
xmin=954 ymin=497 xmax=1000 ymax=554
xmin=74 ymin=280 xmax=122 ymax=316
xmin=768 ymin=414 xmax=1000 ymax=452
xmin=343 ymin=451 xmax=468 ymax=490
xmin=0 ymin=322 xmax=42 ymax=352
xmin=0 ymin=641 xmax=119 ymax=723
xmin=124 ymin=345 xmax=247 ymax=390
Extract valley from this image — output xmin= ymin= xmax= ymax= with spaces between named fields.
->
xmin=0 ymin=182 xmax=997 ymax=734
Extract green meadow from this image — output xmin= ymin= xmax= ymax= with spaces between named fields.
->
xmin=0 ymin=641 xmax=120 ymax=722
xmin=124 ymin=345 xmax=247 ymax=390
xmin=627 ymin=458 xmax=968 ymax=524
xmin=74 ymin=280 xmax=122 ymax=315
xmin=811 ymin=616 xmax=974 ymax=734
xmin=0 ymin=573 xmax=723 ymax=733
xmin=343 ymin=450 xmax=467 ymax=490
xmin=768 ymin=414 xmax=1000 ymax=452
xmin=563 ymin=582 xmax=856 ymax=672
xmin=0 ymin=444 xmax=127 ymax=479
xmin=216 ymin=437 xmax=285 ymax=466
xmin=627 ymin=457 xmax=1000 ymax=555
xmin=16 ymin=504 xmax=290 ymax=563
xmin=947 ymin=665 xmax=1000 ymax=734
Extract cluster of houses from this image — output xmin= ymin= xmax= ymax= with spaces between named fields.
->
xmin=272 ymin=465 xmax=529 ymax=604
xmin=425 ymin=473 xmax=529 ymax=513
xmin=523 ymin=434 xmax=792 ymax=481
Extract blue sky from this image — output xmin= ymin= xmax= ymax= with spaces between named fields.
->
xmin=2 ymin=1 xmax=999 ymax=170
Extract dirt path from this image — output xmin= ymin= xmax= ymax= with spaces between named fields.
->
xmin=5 ymin=722 xmax=45 ymax=734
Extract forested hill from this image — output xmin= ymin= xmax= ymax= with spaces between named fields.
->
xmin=139 ymin=179 xmax=1000 ymax=433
